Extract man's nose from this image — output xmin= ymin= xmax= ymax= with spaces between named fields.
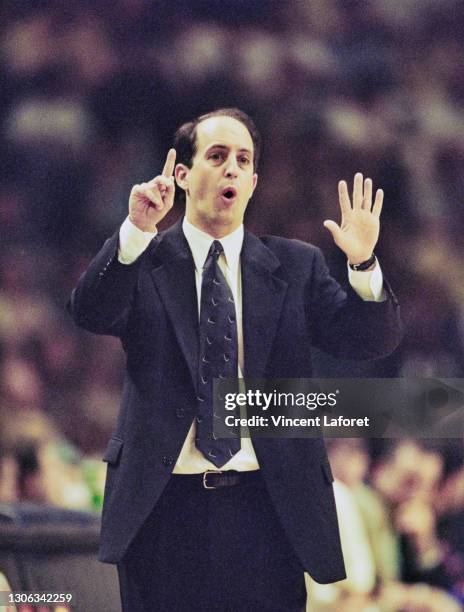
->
xmin=224 ymin=157 xmax=238 ymax=178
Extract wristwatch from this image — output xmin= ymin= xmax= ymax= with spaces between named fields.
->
xmin=349 ymin=253 xmax=376 ymax=271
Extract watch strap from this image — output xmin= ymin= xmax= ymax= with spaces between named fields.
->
xmin=349 ymin=253 xmax=376 ymax=271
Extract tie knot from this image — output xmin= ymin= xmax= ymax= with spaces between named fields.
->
xmin=209 ymin=240 xmax=223 ymax=260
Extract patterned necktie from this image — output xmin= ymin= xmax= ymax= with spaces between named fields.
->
xmin=195 ymin=240 xmax=241 ymax=468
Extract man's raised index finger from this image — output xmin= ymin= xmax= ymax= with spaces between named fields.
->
xmin=162 ymin=148 xmax=176 ymax=177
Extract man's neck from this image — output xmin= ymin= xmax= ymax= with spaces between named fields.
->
xmin=183 ymin=215 xmax=242 ymax=240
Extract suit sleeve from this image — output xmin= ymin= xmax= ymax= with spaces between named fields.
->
xmin=306 ymin=247 xmax=402 ymax=360
xmin=68 ymin=232 xmax=146 ymax=338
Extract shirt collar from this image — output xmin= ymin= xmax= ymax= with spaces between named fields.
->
xmin=182 ymin=217 xmax=243 ymax=272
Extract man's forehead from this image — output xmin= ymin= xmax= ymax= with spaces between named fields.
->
xmin=195 ymin=116 xmax=254 ymax=152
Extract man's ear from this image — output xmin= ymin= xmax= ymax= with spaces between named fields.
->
xmin=175 ymin=164 xmax=189 ymax=191
xmin=252 ymin=173 xmax=258 ymax=193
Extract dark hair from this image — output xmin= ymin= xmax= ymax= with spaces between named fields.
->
xmin=173 ymin=108 xmax=261 ymax=204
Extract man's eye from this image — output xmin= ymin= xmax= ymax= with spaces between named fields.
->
xmin=209 ymin=152 xmax=223 ymax=161
xmin=239 ymin=157 xmax=250 ymax=165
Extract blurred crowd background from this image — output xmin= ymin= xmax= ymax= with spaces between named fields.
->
xmin=0 ymin=0 xmax=463 ymax=609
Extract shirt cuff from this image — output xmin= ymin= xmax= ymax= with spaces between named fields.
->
xmin=347 ymin=259 xmax=385 ymax=302
xmin=118 ymin=217 xmax=157 ymax=264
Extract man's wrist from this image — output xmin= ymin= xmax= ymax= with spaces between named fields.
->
xmin=118 ymin=216 xmax=157 ymax=265
xmin=128 ymin=213 xmax=157 ymax=233
xmin=348 ymin=253 xmax=376 ymax=271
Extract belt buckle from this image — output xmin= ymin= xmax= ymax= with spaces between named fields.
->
xmin=203 ymin=469 xmax=222 ymax=489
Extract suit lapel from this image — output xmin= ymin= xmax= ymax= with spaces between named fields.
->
xmin=149 ymin=220 xmax=199 ymax=391
xmin=241 ymin=231 xmax=288 ymax=378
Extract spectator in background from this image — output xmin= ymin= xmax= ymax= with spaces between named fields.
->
xmin=306 ymin=438 xmax=463 ymax=611
xmin=373 ymin=439 xmax=464 ymax=605
xmin=0 ymin=411 xmax=91 ymax=512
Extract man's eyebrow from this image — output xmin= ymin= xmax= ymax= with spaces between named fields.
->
xmin=205 ymin=144 xmax=253 ymax=155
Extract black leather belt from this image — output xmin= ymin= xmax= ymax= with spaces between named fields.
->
xmin=172 ymin=470 xmax=262 ymax=490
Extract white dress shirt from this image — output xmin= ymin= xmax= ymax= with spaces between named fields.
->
xmin=118 ymin=216 xmax=384 ymax=473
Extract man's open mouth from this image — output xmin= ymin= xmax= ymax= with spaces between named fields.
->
xmin=221 ymin=187 xmax=237 ymax=201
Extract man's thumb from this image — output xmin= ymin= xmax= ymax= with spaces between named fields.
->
xmin=323 ymin=220 xmax=341 ymax=240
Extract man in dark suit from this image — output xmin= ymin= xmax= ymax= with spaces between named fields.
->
xmin=70 ymin=108 xmax=401 ymax=611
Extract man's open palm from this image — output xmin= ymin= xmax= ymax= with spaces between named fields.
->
xmin=324 ymin=173 xmax=383 ymax=265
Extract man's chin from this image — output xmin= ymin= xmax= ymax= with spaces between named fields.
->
xmin=212 ymin=206 xmax=241 ymax=223
xmin=204 ymin=212 xmax=242 ymax=237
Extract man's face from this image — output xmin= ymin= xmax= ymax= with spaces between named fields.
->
xmin=176 ymin=116 xmax=258 ymax=237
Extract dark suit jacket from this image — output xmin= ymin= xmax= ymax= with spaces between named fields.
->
xmin=69 ymin=218 xmax=401 ymax=583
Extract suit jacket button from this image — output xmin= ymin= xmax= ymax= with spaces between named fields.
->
xmin=162 ymin=456 xmax=174 ymax=467
xmin=176 ymin=408 xmax=186 ymax=418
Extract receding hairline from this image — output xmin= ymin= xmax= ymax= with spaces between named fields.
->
xmin=192 ymin=115 xmax=256 ymax=158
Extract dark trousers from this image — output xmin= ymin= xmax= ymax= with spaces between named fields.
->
xmin=117 ymin=471 xmax=306 ymax=611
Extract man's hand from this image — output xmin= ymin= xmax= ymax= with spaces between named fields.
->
xmin=128 ymin=148 xmax=176 ymax=232
xmin=324 ymin=172 xmax=383 ymax=266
